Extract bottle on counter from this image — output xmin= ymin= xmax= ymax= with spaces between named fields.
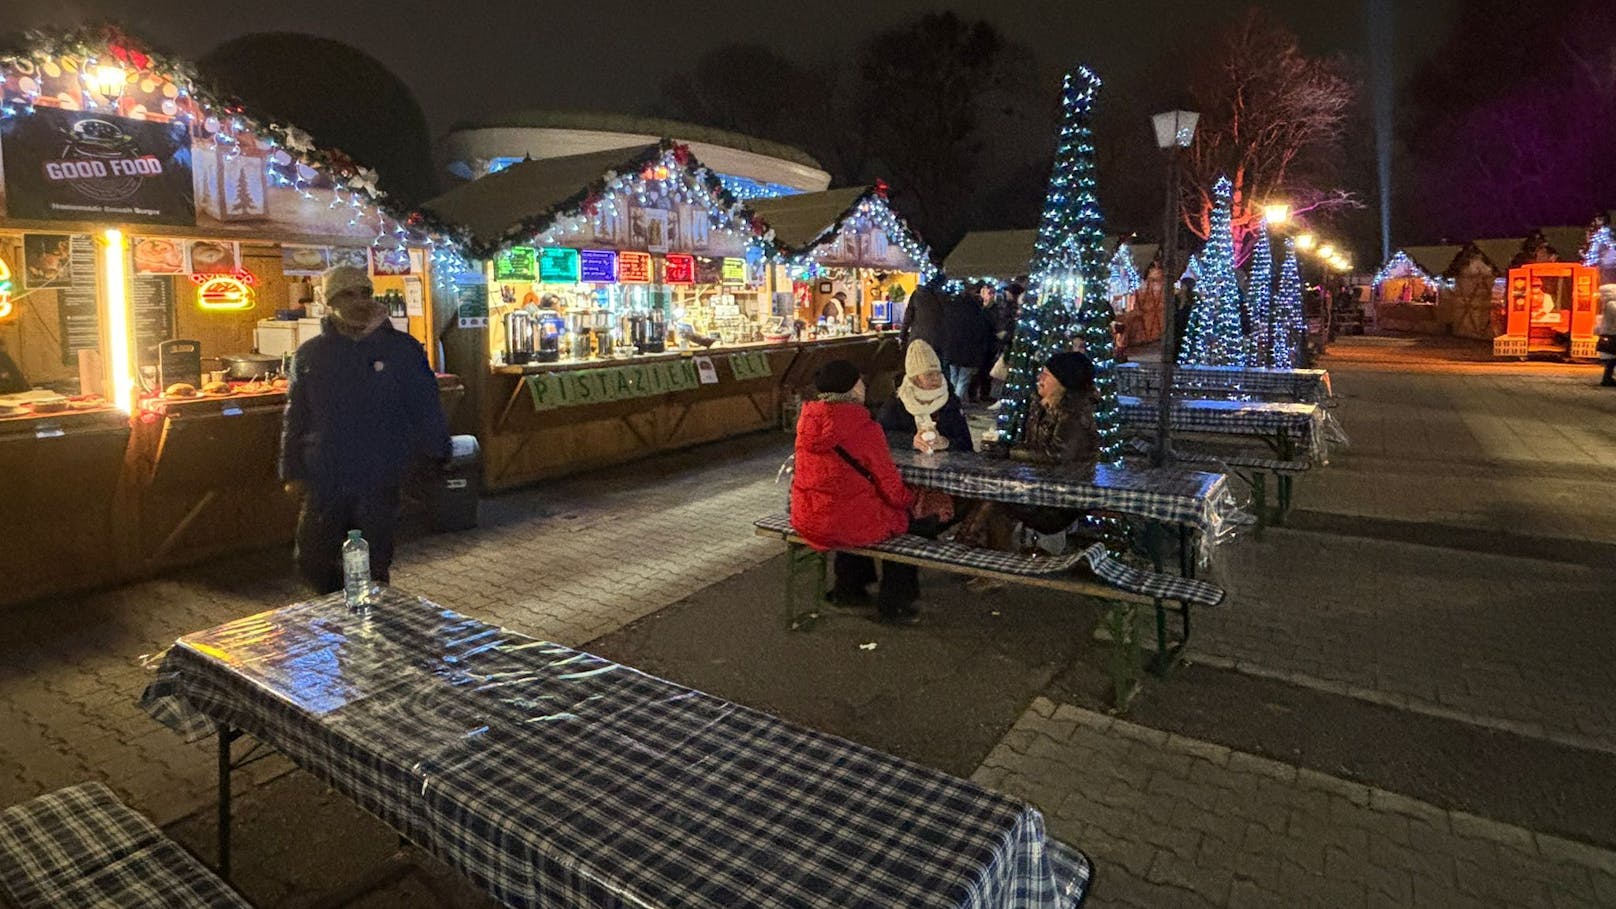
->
xmin=342 ymin=530 xmax=373 ymax=612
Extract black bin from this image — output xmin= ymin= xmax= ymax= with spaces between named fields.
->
xmin=431 ymin=435 xmax=480 ymax=532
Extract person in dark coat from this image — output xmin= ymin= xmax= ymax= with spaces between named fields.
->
xmin=940 ymin=283 xmax=995 ymax=402
xmin=876 ymin=339 xmax=973 ymax=452
xmin=790 ymin=360 xmax=926 ymax=623
xmin=969 ymin=283 xmax=1002 ymax=403
xmin=900 ymin=282 xmax=947 ymax=356
xmin=281 ymin=265 xmax=451 ymax=594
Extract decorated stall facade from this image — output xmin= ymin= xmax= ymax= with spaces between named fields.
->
xmin=0 ymin=27 xmax=460 ymax=605
xmin=749 ymin=184 xmax=934 ymax=334
xmin=423 ymin=143 xmax=901 ymax=490
xmin=1372 ymin=246 xmax=1456 ymax=334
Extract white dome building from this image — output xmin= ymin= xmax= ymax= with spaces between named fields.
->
xmin=439 ymin=109 xmax=830 ymax=201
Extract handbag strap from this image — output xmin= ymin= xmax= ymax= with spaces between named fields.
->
xmin=833 ymin=445 xmax=880 ymax=489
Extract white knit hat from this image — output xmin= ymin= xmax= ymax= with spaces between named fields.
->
xmin=904 ymin=339 xmax=943 ymax=377
xmin=321 ymin=264 xmax=372 ymax=302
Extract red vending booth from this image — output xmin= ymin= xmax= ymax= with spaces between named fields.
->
xmin=1493 ymin=262 xmax=1600 ymax=359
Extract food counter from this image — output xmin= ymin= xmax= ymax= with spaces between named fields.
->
xmin=479 ymin=334 xmax=900 ymax=490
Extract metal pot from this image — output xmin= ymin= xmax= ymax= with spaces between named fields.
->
xmin=219 ymin=352 xmax=283 ymax=380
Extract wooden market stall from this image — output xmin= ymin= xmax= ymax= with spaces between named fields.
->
xmin=749 ymin=185 xmax=933 ymax=334
xmin=423 ymin=142 xmax=902 ymax=491
xmin=1494 ymin=260 xmax=1601 ymax=359
xmin=1371 ymin=247 xmax=1455 ymax=334
xmin=0 ymin=27 xmax=460 ymax=605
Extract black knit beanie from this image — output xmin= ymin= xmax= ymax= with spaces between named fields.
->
xmin=1045 ymin=351 xmax=1095 ymax=394
xmin=813 ymin=359 xmax=861 ymax=394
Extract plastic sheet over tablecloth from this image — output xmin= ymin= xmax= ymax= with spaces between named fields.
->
xmin=141 ymin=590 xmax=1092 ymax=908
xmin=1114 ymin=362 xmax=1335 ymax=404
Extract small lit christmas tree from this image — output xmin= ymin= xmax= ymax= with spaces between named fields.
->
xmin=1246 ymin=219 xmax=1274 ymax=366
xmin=1583 ymin=216 xmax=1616 ymax=283
xmin=999 ymin=64 xmax=1116 ymax=462
xmin=1270 ymin=238 xmax=1304 ymax=369
xmin=1179 ymin=176 xmax=1247 ymax=367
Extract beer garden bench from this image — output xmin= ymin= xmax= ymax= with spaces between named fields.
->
xmin=753 ymin=512 xmax=1225 ymax=703
xmin=0 ymin=782 xmax=250 ymax=909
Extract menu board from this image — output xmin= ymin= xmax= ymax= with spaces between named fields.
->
xmin=579 ymin=249 xmax=617 ymax=283
xmin=131 ymin=275 xmax=177 ymax=364
xmin=55 ymin=235 xmax=98 ymax=365
xmin=618 ymin=251 xmax=651 ymax=283
xmin=494 ymin=246 xmax=536 ymax=282
xmin=694 ymin=256 xmax=722 ymax=286
xmin=663 ymin=254 xmax=695 ymax=285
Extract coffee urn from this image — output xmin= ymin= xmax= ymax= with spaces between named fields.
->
xmin=590 ymin=309 xmax=615 ymax=357
xmin=633 ymin=308 xmax=667 ymax=354
xmin=536 ymin=310 xmax=564 ymax=363
xmin=504 ymin=311 xmax=536 ymax=364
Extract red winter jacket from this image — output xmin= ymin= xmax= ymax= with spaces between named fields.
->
xmin=791 ymin=400 xmax=915 ymax=550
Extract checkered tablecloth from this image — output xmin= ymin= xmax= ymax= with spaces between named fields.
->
xmin=890 ymin=448 xmax=1247 ymax=547
xmin=1117 ymin=396 xmax=1348 ymax=464
xmin=141 ymin=591 xmax=1092 ymax=909
xmin=1115 ymin=362 xmax=1334 ymax=403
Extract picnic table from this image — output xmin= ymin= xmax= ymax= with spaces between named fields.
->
xmin=889 ymin=447 xmax=1247 ymax=552
xmin=142 ymin=590 xmax=1093 ymax=909
xmin=1116 ymin=395 xmax=1347 ymax=464
xmin=1114 ymin=362 xmax=1334 ymax=404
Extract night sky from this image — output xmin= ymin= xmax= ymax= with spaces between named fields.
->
xmin=9 ymin=0 xmax=1455 ymax=142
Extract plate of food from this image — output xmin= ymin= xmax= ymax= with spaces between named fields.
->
xmin=200 ymin=380 xmax=234 ymax=397
xmin=133 ymin=238 xmax=184 ymax=274
xmin=188 ymin=241 xmax=235 ymax=274
xmin=163 ymin=382 xmax=199 ymax=399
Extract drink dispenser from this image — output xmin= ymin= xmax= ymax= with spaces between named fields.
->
xmin=634 ymin=308 xmax=667 ymax=354
xmin=536 ymin=310 xmax=565 ymax=363
xmin=504 ymin=311 xmax=536 ymax=365
xmin=591 ymin=309 xmax=615 ymax=357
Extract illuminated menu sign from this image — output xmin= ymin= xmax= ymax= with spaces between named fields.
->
xmin=722 ymin=257 xmax=747 ymax=285
xmin=695 ymin=256 xmax=722 ymax=285
xmin=618 ymin=250 xmax=652 ymax=283
xmin=663 ymin=253 xmax=696 ymax=285
xmin=579 ymin=249 xmax=617 ymax=283
xmin=538 ymin=247 xmax=580 ymax=283
xmin=494 ymin=246 xmax=536 ymax=282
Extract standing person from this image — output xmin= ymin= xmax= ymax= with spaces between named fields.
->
xmin=791 ymin=360 xmax=926 ymax=624
xmin=988 ymin=281 xmax=1025 ymax=409
xmin=969 ymin=283 xmax=1002 ymax=403
xmin=1596 ymin=284 xmax=1616 ymax=387
xmin=1173 ymin=276 xmax=1197 ymax=356
xmin=900 ymin=280 xmax=947 ymax=355
xmin=281 ymin=265 xmax=451 ymax=594
xmin=940 ymin=282 xmax=994 ymax=403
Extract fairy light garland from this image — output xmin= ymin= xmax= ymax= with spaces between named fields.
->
xmin=781 ymin=187 xmax=936 ymax=282
xmin=1270 ymin=238 xmax=1305 ymax=369
xmin=1246 ymin=220 xmax=1274 ymax=366
xmin=1179 ymin=176 xmax=1247 ymax=367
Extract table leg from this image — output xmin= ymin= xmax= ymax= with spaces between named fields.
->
xmin=217 ymin=723 xmax=235 ymax=879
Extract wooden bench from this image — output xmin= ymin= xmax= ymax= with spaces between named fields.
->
xmin=0 ymin=782 xmax=250 ymax=908
xmin=754 ymin=513 xmax=1225 ymax=680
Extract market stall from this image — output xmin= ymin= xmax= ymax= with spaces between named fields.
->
xmin=0 ymin=27 xmax=461 ymax=602
xmin=748 ymin=184 xmax=933 ymax=334
xmin=1371 ymin=247 xmax=1455 ymax=334
xmin=423 ymin=142 xmax=901 ymax=490
xmin=1494 ymin=260 xmax=1601 ymax=359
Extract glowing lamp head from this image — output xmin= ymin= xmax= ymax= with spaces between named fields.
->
xmin=1317 ymin=244 xmax=1336 ymax=259
xmin=95 ymin=64 xmax=127 ymax=99
xmin=1262 ymin=203 xmax=1290 ymax=225
xmin=1296 ymin=234 xmax=1316 ymax=251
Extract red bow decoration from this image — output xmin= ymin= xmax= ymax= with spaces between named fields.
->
xmin=873 ymin=179 xmax=890 ymax=198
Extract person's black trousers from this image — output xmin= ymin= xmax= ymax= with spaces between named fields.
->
xmin=829 ymin=516 xmax=942 ymax=613
xmin=294 ymin=485 xmax=401 ymax=594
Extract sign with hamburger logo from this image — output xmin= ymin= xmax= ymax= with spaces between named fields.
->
xmin=0 ymin=107 xmax=193 ymax=226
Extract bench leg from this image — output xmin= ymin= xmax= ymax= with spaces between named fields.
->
xmin=1251 ymin=472 xmax=1268 ymax=538
xmin=783 ymin=542 xmax=825 ymax=630
xmin=1276 ymin=473 xmax=1293 ymax=524
xmin=217 ymin=723 xmax=236 ymax=879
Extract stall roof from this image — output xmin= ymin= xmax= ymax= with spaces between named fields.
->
xmin=421 ymin=144 xmax=666 ymax=254
xmin=1402 ymin=245 xmax=1462 ymax=277
xmin=1539 ymin=226 xmax=1589 ymax=262
xmin=1470 ymin=238 xmax=1524 ymax=274
xmin=747 ymin=187 xmax=872 ymax=251
xmin=943 ymin=230 xmax=1036 ymax=280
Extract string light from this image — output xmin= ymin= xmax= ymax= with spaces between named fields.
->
xmin=1108 ymin=243 xmax=1141 ymax=300
xmin=1581 ymin=223 xmax=1614 ymax=270
xmin=1246 ymin=219 xmax=1274 ymax=366
xmin=1179 ymin=176 xmax=1247 ymax=367
xmin=1270 ymin=238 xmax=1304 ymax=369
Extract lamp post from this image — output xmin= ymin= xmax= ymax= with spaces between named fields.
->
xmin=1150 ymin=109 xmax=1198 ymax=467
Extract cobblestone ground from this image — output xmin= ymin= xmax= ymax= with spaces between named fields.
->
xmin=975 ymin=698 xmax=1616 ymax=909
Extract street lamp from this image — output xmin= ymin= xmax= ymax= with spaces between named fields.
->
xmin=1317 ymin=244 xmax=1336 ymax=260
xmin=94 ymin=64 xmax=127 ymax=101
xmin=1296 ymin=233 xmax=1316 ymax=252
xmin=1150 ymin=109 xmax=1198 ymax=468
xmin=1263 ymin=203 xmax=1290 ymax=225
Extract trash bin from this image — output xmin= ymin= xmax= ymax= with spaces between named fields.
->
xmin=431 ymin=434 xmax=480 ymax=532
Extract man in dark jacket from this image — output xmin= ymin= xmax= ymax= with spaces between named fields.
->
xmin=899 ymin=282 xmax=947 ymax=356
xmin=940 ymin=283 xmax=995 ymax=402
xmin=281 ymin=265 xmax=450 ymax=593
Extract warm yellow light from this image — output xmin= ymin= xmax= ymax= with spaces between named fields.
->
xmin=0 ymin=256 xmax=13 ymax=321
xmin=1263 ymin=203 xmax=1290 ymax=225
xmin=1317 ymin=244 xmax=1336 ymax=259
xmin=1295 ymin=234 xmax=1316 ymax=251
xmin=95 ymin=64 xmax=127 ymax=99
xmin=100 ymin=229 xmax=134 ymax=413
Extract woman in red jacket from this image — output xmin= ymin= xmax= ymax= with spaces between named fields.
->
xmin=791 ymin=360 xmax=923 ymax=623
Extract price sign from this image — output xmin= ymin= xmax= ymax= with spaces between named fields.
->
xmin=618 ymin=251 xmax=651 ymax=283
xmin=663 ymin=253 xmax=695 ymax=285
xmin=538 ymin=247 xmax=580 ymax=283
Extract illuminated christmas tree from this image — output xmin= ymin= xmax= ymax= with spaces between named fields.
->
xmin=998 ymin=65 xmax=1119 ymax=463
xmin=1246 ymin=219 xmax=1274 ymax=365
xmin=1179 ymin=176 xmax=1247 ymax=367
xmin=1270 ymin=238 xmax=1304 ymax=368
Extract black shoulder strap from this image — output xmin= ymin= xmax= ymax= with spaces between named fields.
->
xmin=833 ymin=445 xmax=880 ymax=489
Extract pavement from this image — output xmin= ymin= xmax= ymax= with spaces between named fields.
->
xmin=2 ymin=335 xmax=1614 ymax=907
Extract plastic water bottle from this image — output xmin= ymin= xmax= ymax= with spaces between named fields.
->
xmin=342 ymin=530 xmax=372 ymax=611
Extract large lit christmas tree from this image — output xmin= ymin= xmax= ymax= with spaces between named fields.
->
xmin=998 ymin=65 xmax=1118 ymax=464
xmin=1246 ymin=219 xmax=1274 ymax=366
xmin=1179 ymin=176 xmax=1247 ymax=367
xmin=1270 ymin=238 xmax=1304 ymax=369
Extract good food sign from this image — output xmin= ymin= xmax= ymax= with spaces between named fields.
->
xmin=1 ymin=107 xmax=195 ymax=226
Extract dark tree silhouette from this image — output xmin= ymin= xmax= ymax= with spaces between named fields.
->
xmin=198 ymin=33 xmax=438 ymax=207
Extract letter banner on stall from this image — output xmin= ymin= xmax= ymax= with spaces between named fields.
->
xmin=526 ymin=360 xmax=700 ymax=411
xmin=0 ymin=107 xmax=195 ymax=226
xmin=729 ymin=350 xmax=773 ymax=381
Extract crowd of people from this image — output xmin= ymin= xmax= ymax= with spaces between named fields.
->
xmin=790 ymin=277 xmax=1103 ymax=624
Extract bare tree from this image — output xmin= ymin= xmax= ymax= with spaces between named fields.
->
xmin=1181 ymin=9 xmax=1359 ymax=258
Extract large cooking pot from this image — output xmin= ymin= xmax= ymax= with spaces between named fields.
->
xmin=219 ymin=352 xmax=284 ymax=380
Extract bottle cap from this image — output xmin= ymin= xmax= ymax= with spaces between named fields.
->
xmin=347 ymin=529 xmax=362 ymax=541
